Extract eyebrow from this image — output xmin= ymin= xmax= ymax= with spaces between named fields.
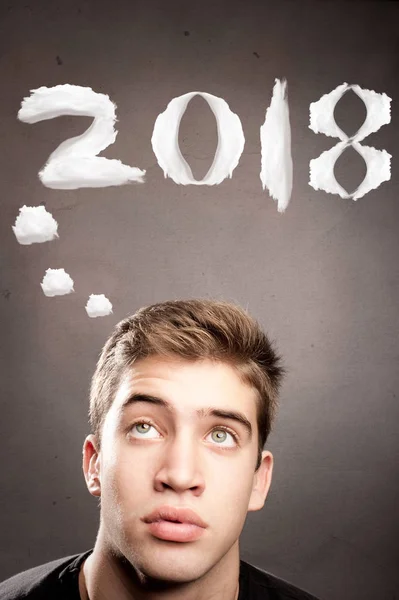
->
xmin=120 ymin=393 xmax=253 ymax=439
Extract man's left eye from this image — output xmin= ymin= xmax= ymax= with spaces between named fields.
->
xmin=207 ymin=429 xmax=237 ymax=447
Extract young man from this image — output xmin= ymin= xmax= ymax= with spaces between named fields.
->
xmin=1 ymin=299 xmax=320 ymax=600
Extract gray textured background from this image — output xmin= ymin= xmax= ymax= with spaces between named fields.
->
xmin=1 ymin=0 xmax=398 ymax=598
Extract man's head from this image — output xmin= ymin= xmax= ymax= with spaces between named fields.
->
xmin=88 ymin=299 xmax=284 ymax=468
xmin=83 ymin=299 xmax=285 ymax=583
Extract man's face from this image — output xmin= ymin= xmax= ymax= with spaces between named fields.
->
xmin=83 ymin=357 xmax=273 ymax=583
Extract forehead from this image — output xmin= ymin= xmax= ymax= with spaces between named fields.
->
xmin=111 ymin=356 xmax=258 ymax=419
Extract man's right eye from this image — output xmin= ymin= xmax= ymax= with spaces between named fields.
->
xmin=129 ymin=421 xmax=162 ymax=439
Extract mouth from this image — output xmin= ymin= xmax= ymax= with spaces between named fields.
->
xmin=142 ymin=505 xmax=208 ymax=542
xmin=145 ymin=520 xmax=206 ymax=542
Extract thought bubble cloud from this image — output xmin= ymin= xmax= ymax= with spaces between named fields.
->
xmin=41 ymin=268 xmax=74 ymax=297
xmin=13 ymin=205 xmax=59 ymax=245
xmin=85 ymin=294 xmax=113 ymax=318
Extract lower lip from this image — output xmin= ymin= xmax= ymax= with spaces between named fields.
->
xmin=147 ymin=520 xmax=206 ymax=542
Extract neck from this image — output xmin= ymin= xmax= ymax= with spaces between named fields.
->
xmin=80 ymin=530 xmax=241 ymax=600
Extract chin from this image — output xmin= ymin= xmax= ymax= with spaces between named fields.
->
xmin=123 ymin=542 xmax=214 ymax=584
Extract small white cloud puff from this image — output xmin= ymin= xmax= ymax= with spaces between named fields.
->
xmin=13 ymin=205 xmax=59 ymax=245
xmin=85 ymin=294 xmax=113 ymax=318
xmin=41 ymin=268 xmax=74 ymax=297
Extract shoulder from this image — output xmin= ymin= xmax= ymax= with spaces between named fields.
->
xmin=240 ymin=561 xmax=321 ymax=600
xmin=0 ymin=552 xmax=88 ymax=600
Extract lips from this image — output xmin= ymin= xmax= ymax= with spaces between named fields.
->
xmin=143 ymin=505 xmax=208 ymax=528
xmin=142 ymin=505 xmax=208 ymax=542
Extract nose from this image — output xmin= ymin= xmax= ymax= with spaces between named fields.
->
xmin=153 ymin=431 xmax=205 ymax=496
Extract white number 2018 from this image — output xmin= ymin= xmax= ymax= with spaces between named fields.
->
xmin=18 ymin=81 xmax=391 ymax=208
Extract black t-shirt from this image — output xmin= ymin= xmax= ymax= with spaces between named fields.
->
xmin=0 ymin=550 xmax=320 ymax=599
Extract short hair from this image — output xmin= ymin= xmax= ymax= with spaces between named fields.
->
xmin=89 ymin=299 xmax=285 ymax=470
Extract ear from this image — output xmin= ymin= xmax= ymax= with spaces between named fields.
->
xmin=247 ymin=450 xmax=273 ymax=512
xmin=82 ymin=434 xmax=101 ymax=497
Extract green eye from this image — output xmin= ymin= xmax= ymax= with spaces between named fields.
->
xmin=130 ymin=421 xmax=161 ymax=439
xmin=135 ymin=423 xmax=151 ymax=434
xmin=208 ymin=429 xmax=237 ymax=447
xmin=211 ymin=430 xmax=228 ymax=443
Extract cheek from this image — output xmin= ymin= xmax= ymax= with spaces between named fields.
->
xmin=207 ymin=479 xmax=252 ymax=543
xmin=101 ymin=445 xmax=151 ymax=504
xmin=207 ymin=460 xmax=255 ymax=516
